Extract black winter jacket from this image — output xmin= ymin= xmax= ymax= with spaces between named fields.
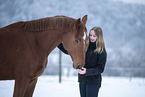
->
xmin=78 ymin=42 xmax=107 ymax=87
xmin=57 ymin=43 xmax=68 ymax=54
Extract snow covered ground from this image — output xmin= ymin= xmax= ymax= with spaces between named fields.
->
xmin=0 ymin=75 xmax=145 ymax=97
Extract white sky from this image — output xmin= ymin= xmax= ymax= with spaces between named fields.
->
xmin=111 ymin=0 xmax=145 ymax=5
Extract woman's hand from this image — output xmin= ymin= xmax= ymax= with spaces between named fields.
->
xmin=77 ymin=67 xmax=86 ymax=74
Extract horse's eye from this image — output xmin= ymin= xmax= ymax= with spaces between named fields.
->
xmin=75 ymin=40 xmax=79 ymax=44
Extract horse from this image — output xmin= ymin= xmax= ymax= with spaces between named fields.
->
xmin=0 ymin=15 xmax=87 ymax=97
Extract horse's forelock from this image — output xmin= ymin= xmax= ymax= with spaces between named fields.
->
xmin=75 ymin=22 xmax=86 ymax=40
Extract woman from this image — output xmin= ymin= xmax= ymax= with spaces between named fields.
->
xmin=77 ymin=26 xmax=107 ymax=97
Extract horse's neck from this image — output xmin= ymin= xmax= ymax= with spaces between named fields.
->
xmin=27 ymin=29 xmax=64 ymax=55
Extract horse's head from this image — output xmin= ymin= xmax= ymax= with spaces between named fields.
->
xmin=62 ymin=15 xmax=87 ymax=69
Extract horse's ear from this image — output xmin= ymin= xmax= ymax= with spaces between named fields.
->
xmin=75 ymin=18 xmax=81 ymax=27
xmin=82 ymin=15 xmax=87 ymax=25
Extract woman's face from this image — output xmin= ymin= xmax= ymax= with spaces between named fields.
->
xmin=89 ymin=30 xmax=97 ymax=43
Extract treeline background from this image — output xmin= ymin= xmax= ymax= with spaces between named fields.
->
xmin=0 ymin=0 xmax=145 ymax=77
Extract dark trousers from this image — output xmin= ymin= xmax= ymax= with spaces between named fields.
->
xmin=79 ymin=82 xmax=100 ymax=97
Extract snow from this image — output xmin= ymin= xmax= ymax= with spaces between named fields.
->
xmin=0 ymin=76 xmax=145 ymax=97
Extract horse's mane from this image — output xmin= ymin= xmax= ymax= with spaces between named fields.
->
xmin=23 ymin=16 xmax=76 ymax=32
xmin=6 ymin=16 xmax=76 ymax=32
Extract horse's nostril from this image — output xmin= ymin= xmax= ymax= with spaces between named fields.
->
xmin=73 ymin=63 xmax=75 ymax=69
xmin=77 ymin=64 xmax=81 ymax=69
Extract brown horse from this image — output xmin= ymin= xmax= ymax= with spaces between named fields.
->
xmin=0 ymin=15 xmax=87 ymax=97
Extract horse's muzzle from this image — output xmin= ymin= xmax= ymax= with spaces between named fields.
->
xmin=73 ymin=64 xmax=82 ymax=69
xmin=77 ymin=64 xmax=82 ymax=69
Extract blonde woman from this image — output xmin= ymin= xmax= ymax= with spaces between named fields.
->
xmin=77 ymin=26 xmax=107 ymax=97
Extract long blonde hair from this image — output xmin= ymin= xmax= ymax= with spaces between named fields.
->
xmin=86 ymin=26 xmax=106 ymax=53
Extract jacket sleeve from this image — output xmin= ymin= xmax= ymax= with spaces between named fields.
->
xmin=57 ymin=43 xmax=69 ymax=55
xmin=86 ymin=49 xmax=107 ymax=76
